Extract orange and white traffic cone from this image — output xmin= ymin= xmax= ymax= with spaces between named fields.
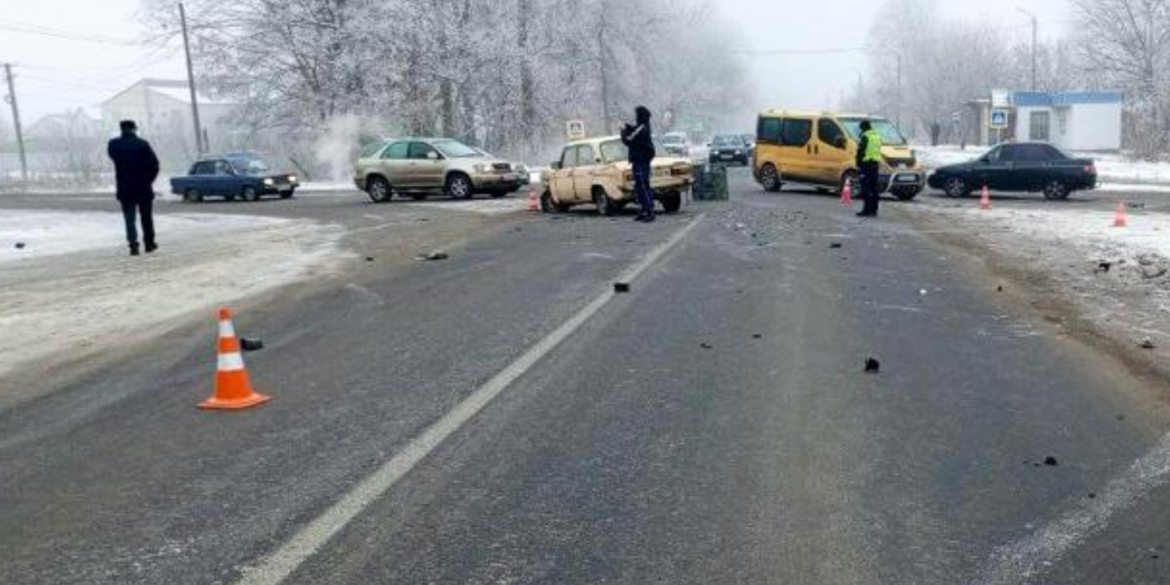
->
xmin=1113 ymin=201 xmax=1128 ymax=228
xmin=840 ymin=177 xmax=853 ymax=205
xmin=527 ymin=184 xmax=539 ymax=212
xmin=199 ymin=307 xmax=270 ymax=410
xmin=979 ymin=184 xmax=991 ymax=210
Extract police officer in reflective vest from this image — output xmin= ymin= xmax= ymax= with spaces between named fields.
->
xmin=856 ymin=120 xmax=883 ymax=218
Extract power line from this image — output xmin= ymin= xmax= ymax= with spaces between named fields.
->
xmin=0 ymin=22 xmax=142 ymax=46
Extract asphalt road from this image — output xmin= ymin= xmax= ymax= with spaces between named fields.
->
xmin=3 ymin=173 xmax=1170 ymax=584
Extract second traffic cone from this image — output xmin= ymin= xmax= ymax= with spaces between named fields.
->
xmin=199 ymin=307 xmax=270 ymax=411
xmin=1113 ymin=201 xmax=1128 ymax=228
xmin=979 ymin=184 xmax=991 ymax=210
xmin=527 ymin=184 xmax=539 ymax=212
xmin=840 ymin=177 xmax=853 ymax=205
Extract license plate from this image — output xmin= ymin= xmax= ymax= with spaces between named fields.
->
xmin=896 ymin=175 xmax=918 ymax=183
xmin=720 ymin=154 xmax=733 ymax=160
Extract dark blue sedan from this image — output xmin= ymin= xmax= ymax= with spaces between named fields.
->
xmin=927 ymin=142 xmax=1097 ymax=200
xmin=171 ymin=153 xmax=299 ymax=202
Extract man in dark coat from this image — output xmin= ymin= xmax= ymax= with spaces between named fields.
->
xmin=107 ymin=120 xmax=160 ymax=256
xmin=621 ymin=106 xmax=656 ymax=223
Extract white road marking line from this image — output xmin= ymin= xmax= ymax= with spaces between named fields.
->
xmin=971 ymin=430 xmax=1170 ymax=585
xmin=233 ymin=215 xmax=704 ymax=585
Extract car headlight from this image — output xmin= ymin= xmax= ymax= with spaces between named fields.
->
xmin=263 ymin=178 xmax=275 ymax=186
xmin=734 ymin=150 xmax=742 ymax=155
xmin=288 ymin=175 xmax=298 ymax=183
xmin=473 ymin=163 xmax=490 ymax=173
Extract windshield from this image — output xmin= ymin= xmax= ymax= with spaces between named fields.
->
xmin=432 ymin=139 xmax=481 ymax=158
xmin=713 ymin=135 xmax=743 ymax=147
xmin=662 ymin=134 xmax=686 ymax=145
xmin=227 ymin=155 xmax=269 ymax=174
xmin=839 ymin=118 xmax=907 ymax=147
xmin=600 ymin=140 xmax=629 ymax=162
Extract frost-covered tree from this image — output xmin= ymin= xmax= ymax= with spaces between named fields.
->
xmin=1069 ymin=0 xmax=1170 ymax=158
xmin=142 ymin=0 xmax=751 ymax=173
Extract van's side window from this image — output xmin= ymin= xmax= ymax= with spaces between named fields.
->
xmin=818 ymin=119 xmax=845 ymax=149
xmin=757 ymin=118 xmax=782 ymax=144
xmin=781 ymin=119 xmax=812 ymax=147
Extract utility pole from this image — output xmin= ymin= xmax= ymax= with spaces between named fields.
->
xmin=895 ymin=52 xmax=903 ymax=129
xmin=179 ymin=2 xmax=204 ymax=153
xmin=1017 ymin=7 xmax=1038 ymax=91
xmin=2 ymin=63 xmax=28 ymax=183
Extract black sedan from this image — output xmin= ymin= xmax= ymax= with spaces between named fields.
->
xmin=708 ymin=135 xmax=750 ymax=166
xmin=928 ymin=142 xmax=1097 ymax=200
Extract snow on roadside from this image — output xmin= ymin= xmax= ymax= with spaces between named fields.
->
xmin=408 ymin=197 xmax=530 ymax=215
xmin=0 ymin=212 xmax=286 ymax=263
xmin=908 ymin=203 xmax=1170 ymax=349
xmin=0 ymin=211 xmax=347 ymax=394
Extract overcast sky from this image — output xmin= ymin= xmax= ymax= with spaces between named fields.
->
xmin=0 ymin=0 xmax=1072 ymax=124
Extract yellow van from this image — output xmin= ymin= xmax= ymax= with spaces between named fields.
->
xmin=752 ymin=110 xmax=925 ymax=200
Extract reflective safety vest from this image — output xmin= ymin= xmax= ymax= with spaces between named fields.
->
xmin=862 ymin=129 xmax=883 ymax=163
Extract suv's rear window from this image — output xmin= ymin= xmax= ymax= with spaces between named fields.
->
xmin=359 ymin=141 xmax=387 ymax=159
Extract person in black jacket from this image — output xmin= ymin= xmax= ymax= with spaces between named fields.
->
xmin=107 ymin=120 xmax=160 ymax=256
xmin=621 ymin=106 xmax=656 ymax=223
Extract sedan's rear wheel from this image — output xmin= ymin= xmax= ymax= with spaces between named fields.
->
xmin=366 ymin=176 xmax=392 ymax=203
xmin=593 ymin=188 xmax=620 ymax=216
xmin=944 ymin=177 xmax=969 ymax=199
xmin=1043 ymin=180 xmax=1070 ymax=200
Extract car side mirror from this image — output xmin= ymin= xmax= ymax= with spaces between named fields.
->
xmin=551 ymin=162 xmax=561 ymax=170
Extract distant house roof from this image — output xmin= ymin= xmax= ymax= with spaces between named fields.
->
xmin=26 ymin=108 xmax=102 ymax=139
xmin=1012 ymin=90 xmax=1123 ymax=107
xmin=102 ymin=78 xmax=235 ymax=108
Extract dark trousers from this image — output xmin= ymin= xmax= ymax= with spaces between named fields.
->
xmin=860 ymin=161 xmax=881 ymax=215
xmin=120 ymin=199 xmax=155 ymax=246
xmin=632 ymin=161 xmax=654 ymax=216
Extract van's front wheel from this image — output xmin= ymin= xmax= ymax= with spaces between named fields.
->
xmin=760 ymin=164 xmax=782 ymax=192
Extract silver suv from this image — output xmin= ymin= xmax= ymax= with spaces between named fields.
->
xmin=353 ymin=138 xmax=527 ymax=202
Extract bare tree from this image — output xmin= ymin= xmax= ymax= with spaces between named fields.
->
xmin=141 ymin=0 xmax=752 ymax=173
xmin=1069 ymin=0 xmax=1170 ymax=157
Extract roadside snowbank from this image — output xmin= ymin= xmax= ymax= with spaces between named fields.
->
xmin=909 ymin=203 xmax=1170 ymax=368
xmin=0 ymin=212 xmax=284 ymax=264
xmin=0 ymin=210 xmax=346 ymax=393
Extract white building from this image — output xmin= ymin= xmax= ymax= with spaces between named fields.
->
xmin=100 ymin=79 xmax=238 ymax=155
xmin=1011 ymin=90 xmax=1123 ymax=152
